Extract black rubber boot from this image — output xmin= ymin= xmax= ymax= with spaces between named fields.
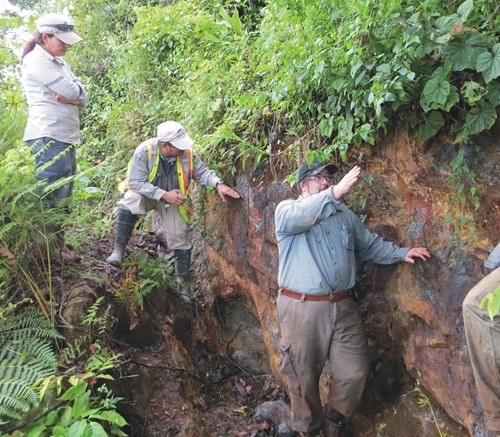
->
xmin=323 ymin=409 xmax=347 ymax=437
xmin=106 ymin=208 xmax=138 ymax=266
xmin=173 ymin=248 xmax=192 ymax=303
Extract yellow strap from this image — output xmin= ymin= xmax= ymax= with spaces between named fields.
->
xmin=177 ymin=149 xmax=193 ymax=223
xmin=119 ymin=139 xmax=159 ymax=193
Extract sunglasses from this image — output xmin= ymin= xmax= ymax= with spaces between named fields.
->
xmin=48 ymin=23 xmax=75 ymax=31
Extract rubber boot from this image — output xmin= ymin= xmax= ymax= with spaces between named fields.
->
xmin=173 ymin=249 xmax=192 ymax=303
xmin=106 ymin=209 xmax=138 ymax=266
xmin=323 ymin=409 xmax=347 ymax=437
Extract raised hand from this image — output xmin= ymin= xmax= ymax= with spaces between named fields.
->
xmin=332 ymin=165 xmax=362 ymax=199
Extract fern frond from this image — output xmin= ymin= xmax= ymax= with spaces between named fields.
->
xmin=0 ymin=222 xmax=18 ymax=243
xmin=0 ymin=307 xmax=62 ymax=342
xmin=0 ymin=308 xmax=58 ymax=423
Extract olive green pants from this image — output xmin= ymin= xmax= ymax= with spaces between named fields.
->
xmin=277 ymin=293 xmax=369 ymax=433
xmin=463 ymin=268 xmax=500 ymax=432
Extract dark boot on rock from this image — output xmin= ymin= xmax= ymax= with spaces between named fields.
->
xmin=106 ymin=208 xmax=138 ymax=266
xmin=173 ymin=248 xmax=193 ymax=303
xmin=323 ymin=409 xmax=347 ymax=437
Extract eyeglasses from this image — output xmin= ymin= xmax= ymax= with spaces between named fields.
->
xmin=307 ymin=174 xmax=333 ymax=183
xmin=47 ymin=23 xmax=75 ymax=31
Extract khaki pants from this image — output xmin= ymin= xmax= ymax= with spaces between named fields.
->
xmin=463 ymin=268 xmax=500 ymax=432
xmin=118 ymin=191 xmax=190 ymax=250
xmin=277 ymin=294 xmax=369 ymax=433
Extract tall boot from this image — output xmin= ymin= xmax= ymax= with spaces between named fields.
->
xmin=173 ymin=248 xmax=192 ymax=303
xmin=106 ymin=208 xmax=138 ymax=266
xmin=323 ymin=409 xmax=347 ymax=437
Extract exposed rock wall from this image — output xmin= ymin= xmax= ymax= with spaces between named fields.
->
xmin=197 ymin=129 xmax=499 ymax=436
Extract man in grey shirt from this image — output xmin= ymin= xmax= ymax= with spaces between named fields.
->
xmin=274 ymin=159 xmax=430 ymax=436
xmin=107 ymin=121 xmax=240 ymax=302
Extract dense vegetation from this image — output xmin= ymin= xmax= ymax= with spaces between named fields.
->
xmin=0 ymin=0 xmax=498 ymax=434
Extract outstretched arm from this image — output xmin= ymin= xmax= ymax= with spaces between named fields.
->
xmin=332 ymin=165 xmax=362 ymax=199
xmin=217 ymin=184 xmax=240 ymax=202
xmin=404 ymin=247 xmax=431 ymax=264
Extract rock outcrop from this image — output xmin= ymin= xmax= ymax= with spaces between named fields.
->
xmin=197 ymin=130 xmax=500 ymax=436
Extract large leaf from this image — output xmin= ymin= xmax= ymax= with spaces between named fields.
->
xmin=487 ymin=82 xmax=500 ymax=106
xmin=476 ymin=44 xmax=500 ymax=83
xmin=418 ymin=111 xmax=444 ymax=140
xmin=464 ymin=103 xmax=497 ymax=135
xmin=445 ymin=33 xmax=488 ymax=71
xmin=435 ymin=14 xmax=460 ymax=34
xmin=457 ymin=0 xmax=474 ymax=21
xmin=461 ymin=81 xmax=487 ymax=105
xmin=420 ymin=78 xmax=450 ymax=112
xmin=87 ymin=421 xmax=108 ymax=437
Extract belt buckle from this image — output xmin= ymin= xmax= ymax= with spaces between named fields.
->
xmin=329 ymin=293 xmax=335 ymax=302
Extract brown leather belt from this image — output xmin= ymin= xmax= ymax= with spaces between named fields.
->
xmin=280 ymin=288 xmax=352 ymax=302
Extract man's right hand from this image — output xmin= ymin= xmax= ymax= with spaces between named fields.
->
xmin=332 ymin=165 xmax=362 ymax=199
xmin=162 ymin=189 xmax=185 ymax=206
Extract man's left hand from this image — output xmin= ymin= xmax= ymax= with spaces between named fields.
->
xmin=217 ymin=184 xmax=240 ymax=202
xmin=405 ymin=247 xmax=431 ymax=263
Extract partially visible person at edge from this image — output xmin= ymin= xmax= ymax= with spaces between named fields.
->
xmin=22 ymin=13 xmax=87 ymax=206
xmin=274 ymin=159 xmax=431 ymax=437
xmin=463 ymin=243 xmax=500 ymax=437
xmin=106 ymin=120 xmax=240 ymax=303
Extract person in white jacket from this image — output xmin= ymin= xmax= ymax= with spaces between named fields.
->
xmin=21 ymin=13 xmax=87 ymax=206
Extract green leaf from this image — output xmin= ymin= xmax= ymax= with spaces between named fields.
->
xmin=72 ymin=390 xmax=91 ymax=418
xmin=357 ymin=124 xmax=374 ymax=145
xmin=376 ymin=64 xmax=391 ymax=73
xmin=219 ymin=7 xmax=242 ymax=34
xmin=435 ymin=14 xmax=460 ymax=34
xmin=26 ymin=425 xmax=46 ymax=437
xmin=442 ymin=85 xmax=460 ymax=112
xmin=461 ymin=81 xmax=487 ymax=105
xmin=87 ymin=421 xmax=108 ymax=437
xmin=90 ymin=411 xmax=127 ymax=426
xmin=59 ymin=406 xmax=73 ymax=427
xmin=420 ymin=78 xmax=450 ymax=112
xmin=418 ymin=111 xmax=444 ymax=140
xmin=487 ymin=82 xmax=500 ymax=106
xmin=457 ymin=0 xmax=474 ymax=21
xmin=52 ymin=425 xmax=67 ymax=437
xmin=60 ymin=381 xmax=87 ymax=401
xmin=445 ymin=33 xmax=488 ymax=71
xmin=476 ymin=44 xmax=500 ymax=83
xmin=67 ymin=419 xmax=88 ymax=436
xmin=464 ymin=103 xmax=496 ymax=135
xmin=480 ymin=287 xmax=500 ymax=319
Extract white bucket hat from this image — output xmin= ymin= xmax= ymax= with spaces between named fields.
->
xmin=36 ymin=13 xmax=82 ymax=45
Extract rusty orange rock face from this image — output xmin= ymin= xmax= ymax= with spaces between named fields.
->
xmin=198 ymin=131 xmax=499 ymax=436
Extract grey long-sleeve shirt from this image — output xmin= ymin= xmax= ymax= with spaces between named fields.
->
xmin=275 ymin=188 xmax=409 ymax=294
xmin=127 ymin=138 xmax=223 ymax=201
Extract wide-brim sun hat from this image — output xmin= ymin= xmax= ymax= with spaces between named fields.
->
xmin=36 ymin=13 xmax=82 ymax=45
